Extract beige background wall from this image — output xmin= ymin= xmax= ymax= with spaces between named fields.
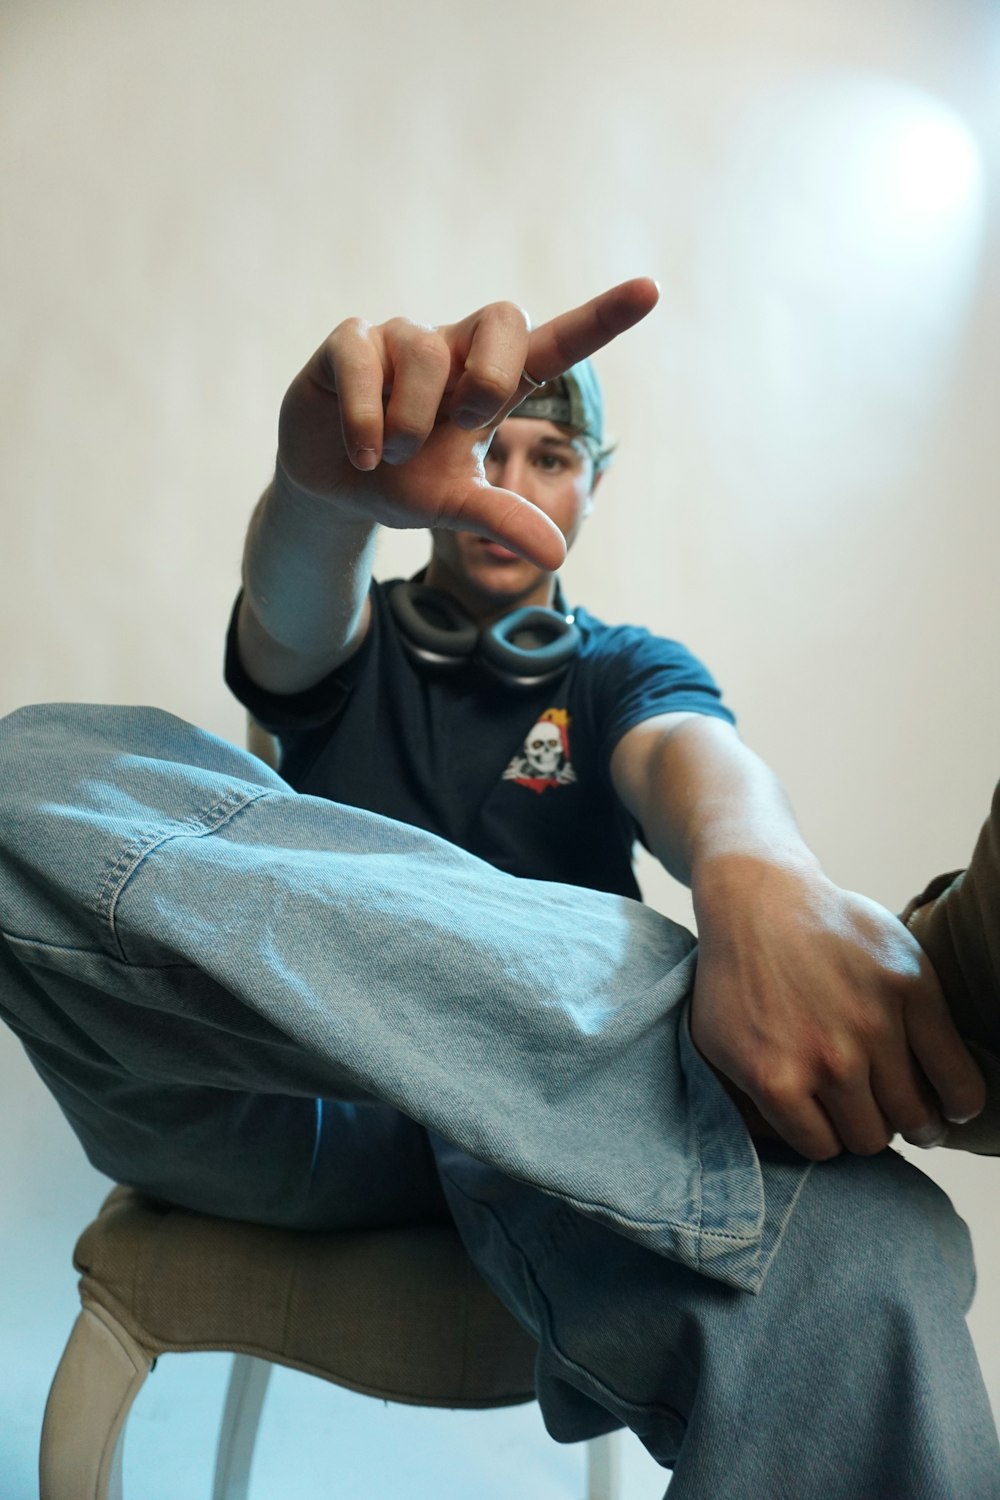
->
xmin=1 ymin=0 xmax=997 ymax=1493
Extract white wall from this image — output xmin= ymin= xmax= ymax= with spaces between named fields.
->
xmin=1 ymin=0 xmax=998 ymax=1493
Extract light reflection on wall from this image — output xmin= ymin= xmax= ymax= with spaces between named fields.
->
xmin=694 ymin=75 xmax=985 ymax=541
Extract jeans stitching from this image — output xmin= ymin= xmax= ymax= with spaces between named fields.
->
xmin=97 ymin=789 xmax=269 ymax=961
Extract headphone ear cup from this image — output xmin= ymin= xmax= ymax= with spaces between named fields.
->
xmin=480 ymin=607 xmax=581 ymax=686
xmin=389 ymin=581 xmax=479 ymax=670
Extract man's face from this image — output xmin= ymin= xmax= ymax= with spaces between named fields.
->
xmin=426 ymin=417 xmax=599 ymax=617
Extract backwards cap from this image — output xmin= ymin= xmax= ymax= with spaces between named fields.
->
xmin=508 ymin=357 xmax=613 ymax=472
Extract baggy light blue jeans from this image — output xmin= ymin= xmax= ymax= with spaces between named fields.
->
xmin=1 ymin=703 xmax=997 ymax=1498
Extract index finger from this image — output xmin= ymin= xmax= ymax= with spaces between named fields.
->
xmin=524 ymin=277 xmax=660 ymax=385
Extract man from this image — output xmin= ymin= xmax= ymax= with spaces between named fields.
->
xmin=230 ymin=277 xmax=983 ymax=1162
xmin=0 ymin=279 xmax=998 ymax=1496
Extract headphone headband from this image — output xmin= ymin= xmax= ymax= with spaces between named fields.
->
xmin=388 ymin=581 xmax=580 ymax=689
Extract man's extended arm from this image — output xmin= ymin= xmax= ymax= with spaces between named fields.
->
xmin=238 ymin=468 xmax=378 ymax=694
xmin=236 ymin=280 xmax=659 ymax=695
xmin=611 ymin=712 xmax=986 ymax=1159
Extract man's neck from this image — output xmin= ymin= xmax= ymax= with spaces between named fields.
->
xmin=421 ymin=560 xmax=557 ymax=627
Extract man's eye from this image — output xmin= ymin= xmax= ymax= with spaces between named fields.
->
xmin=535 ymin=453 xmax=567 ymax=472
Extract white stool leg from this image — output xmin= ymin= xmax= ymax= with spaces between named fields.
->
xmin=212 ymin=1354 xmax=273 ymax=1500
xmin=40 ymin=1306 xmax=153 ymax=1500
xmin=585 ymin=1429 xmax=623 ymax=1500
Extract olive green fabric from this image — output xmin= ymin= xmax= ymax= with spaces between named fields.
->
xmin=905 ymin=779 xmax=1000 ymax=1155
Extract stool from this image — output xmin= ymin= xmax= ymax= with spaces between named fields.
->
xmin=40 ymin=1186 xmax=622 ymax=1499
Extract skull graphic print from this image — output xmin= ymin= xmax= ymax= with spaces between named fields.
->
xmin=502 ymin=708 xmax=577 ymax=794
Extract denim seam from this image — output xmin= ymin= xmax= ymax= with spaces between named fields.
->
xmin=2 ymin=934 xmax=209 ymax=972
xmin=437 ymin=1163 xmax=689 ymax=1426
xmin=96 ymin=788 xmax=269 ymax=961
xmin=546 ymin=1187 xmax=762 ymax=1247
xmin=492 ymin=1172 xmax=764 ymax=1247
xmin=753 ymin=1158 xmax=815 ymax=1284
xmin=1 ymin=933 xmax=112 ymax=956
xmin=515 ymin=1201 xmax=582 ymax=1278
xmin=688 ymin=1092 xmax=707 ymax=1271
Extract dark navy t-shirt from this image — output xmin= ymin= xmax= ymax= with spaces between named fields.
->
xmin=225 ymin=581 xmax=735 ymax=901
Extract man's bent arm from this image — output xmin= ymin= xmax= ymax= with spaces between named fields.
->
xmin=611 ymin=713 xmax=985 ymax=1160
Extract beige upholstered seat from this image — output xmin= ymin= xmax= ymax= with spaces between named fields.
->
xmin=40 ymin=1186 xmax=622 ymax=1499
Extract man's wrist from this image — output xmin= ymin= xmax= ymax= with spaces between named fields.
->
xmin=270 ymin=454 xmax=379 ymax=543
xmin=691 ymin=845 xmax=825 ymax=921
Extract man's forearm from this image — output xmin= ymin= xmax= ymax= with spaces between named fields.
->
xmin=238 ymin=461 xmax=378 ymax=694
xmin=612 ymin=713 xmax=818 ymax=892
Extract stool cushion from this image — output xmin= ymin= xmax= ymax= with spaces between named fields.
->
xmin=73 ymin=1187 xmax=537 ymax=1408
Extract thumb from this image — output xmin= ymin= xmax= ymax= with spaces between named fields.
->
xmin=442 ymin=479 xmax=568 ymax=571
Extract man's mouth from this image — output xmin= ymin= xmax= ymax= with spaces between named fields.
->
xmin=477 ymin=540 xmax=521 ymax=563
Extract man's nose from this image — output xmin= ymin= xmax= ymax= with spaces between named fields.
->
xmin=493 ymin=456 xmax=529 ymax=497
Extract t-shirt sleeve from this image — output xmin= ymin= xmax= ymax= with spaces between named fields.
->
xmin=223 ymin=590 xmax=367 ymax=733
xmin=575 ymin=612 xmax=736 ymax=769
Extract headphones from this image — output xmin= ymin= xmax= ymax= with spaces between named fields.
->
xmin=388 ymin=579 xmax=581 ymax=689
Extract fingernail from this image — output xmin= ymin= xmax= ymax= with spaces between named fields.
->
xmin=381 ymin=440 xmax=415 ymax=466
xmin=945 ymin=1111 xmax=979 ymax=1126
xmin=452 ymin=407 xmax=486 ymax=430
xmin=907 ymin=1123 xmax=947 ymax=1149
xmin=354 ymin=446 xmax=377 ymax=471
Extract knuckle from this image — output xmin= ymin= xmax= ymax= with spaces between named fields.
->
xmin=381 ymin=315 xmax=417 ymax=338
xmin=482 ymin=299 xmax=531 ymax=333
xmin=381 ymin=320 xmax=445 ymax=372
xmin=329 ymin=316 xmax=370 ymax=349
xmin=750 ymin=1073 xmax=803 ymax=1115
xmin=463 ymin=361 xmax=514 ymax=406
xmin=387 ymin=390 xmax=434 ymax=431
xmin=850 ymin=1005 xmax=894 ymax=1047
xmin=342 ymin=401 xmax=383 ymax=436
xmin=884 ymin=969 xmax=923 ymax=1009
xmin=812 ymin=1039 xmax=863 ymax=1090
xmin=409 ymin=330 xmax=450 ymax=371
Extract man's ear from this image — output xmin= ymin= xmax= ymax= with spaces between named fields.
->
xmin=583 ymin=467 xmax=604 ymax=517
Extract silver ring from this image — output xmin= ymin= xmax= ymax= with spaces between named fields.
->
xmin=520 ymin=367 xmax=545 ymax=391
